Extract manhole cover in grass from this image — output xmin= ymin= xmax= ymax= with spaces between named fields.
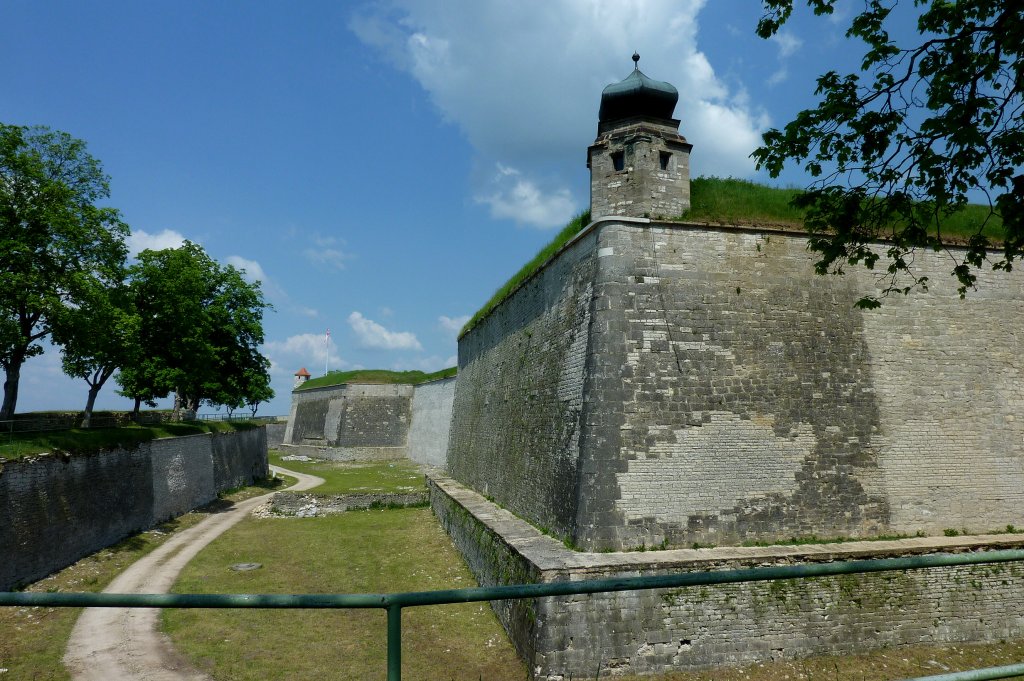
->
xmin=230 ymin=562 xmax=263 ymax=571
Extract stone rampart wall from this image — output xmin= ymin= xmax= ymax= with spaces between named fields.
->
xmin=448 ymin=219 xmax=1024 ymax=550
xmin=407 ymin=376 xmax=456 ymax=467
xmin=284 ymin=383 xmax=414 ymax=458
xmin=430 ymin=473 xmax=1024 ymax=680
xmin=0 ymin=428 xmax=268 ymax=591
xmin=447 ymin=229 xmax=597 ymax=539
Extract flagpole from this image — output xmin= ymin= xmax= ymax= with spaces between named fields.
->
xmin=325 ymin=328 xmax=330 ymax=376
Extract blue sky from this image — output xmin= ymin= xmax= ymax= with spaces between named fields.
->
xmin=1 ymin=0 xmax=877 ymax=417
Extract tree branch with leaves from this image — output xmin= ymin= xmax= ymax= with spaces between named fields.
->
xmin=754 ymin=0 xmax=1024 ymax=307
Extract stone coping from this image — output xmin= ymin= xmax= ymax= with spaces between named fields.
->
xmin=428 ymin=472 xmax=1024 ymax=577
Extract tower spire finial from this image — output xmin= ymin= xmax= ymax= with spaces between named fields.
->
xmin=632 ymin=52 xmax=640 ymax=69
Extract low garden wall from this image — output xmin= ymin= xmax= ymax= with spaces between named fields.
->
xmin=0 ymin=427 xmax=268 ymax=591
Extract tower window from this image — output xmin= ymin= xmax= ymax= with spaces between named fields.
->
xmin=660 ymin=151 xmax=672 ymax=170
xmin=611 ymin=151 xmax=625 ymax=172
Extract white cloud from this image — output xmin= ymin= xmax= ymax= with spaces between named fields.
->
xmin=303 ymin=235 xmax=350 ymax=271
xmin=770 ymin=30 xmax=803 ymax=58
xmin=476 ymin=164 xmax=577 ymax=228
xmin=226 ymin=255 xmax=267 ymax=283
xmin=348 ymin=311 xmax=423 ymax=351
xmin=767 ymin=68 xmax=789 ymax=87
xmin=352 ymin=0 xmax=766 ymax=181
xmin=438 ymin=314 xmax=470 ymax=336
xmin=226 ymin=254 xmax=291 ymax=303
xmin=264 ymin=332 xmax=345 ymax=374
xmin=127 ymin=228 xmax=186 ymax=257
xmin=395 ymin=355 xmax=457 ymax=372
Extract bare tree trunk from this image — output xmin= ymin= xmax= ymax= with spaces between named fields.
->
xmin=0 ymin=351 xmax=25 ymax=421
xmin=172 ymin=391 xmax=182 ymax=421
xmin=81 ymin=384 xmax=101 ymax=428
xmin=131 ymin=396 xmax=142 ymax=421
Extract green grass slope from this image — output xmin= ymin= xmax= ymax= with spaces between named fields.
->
xmin=459 ymin=177 xmax=1002 ymax=338
xmin=296 ymin=367 xmax=456 ymax=391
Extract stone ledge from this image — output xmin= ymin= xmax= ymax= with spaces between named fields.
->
xmin=427 ymin=472 xmax=1024 ymax=575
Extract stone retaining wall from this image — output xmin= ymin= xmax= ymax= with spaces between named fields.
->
xmin=447 ymin=219 xmax=1024 ymax=550
xmin=0 ymin=427 xmax=268 ymax=591
xmin=269 ymin=491 xmax=428 ymax=516
xmin=429 ymin=473 xmax=1024 ymax=679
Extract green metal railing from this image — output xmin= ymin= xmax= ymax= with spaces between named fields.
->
xmin=3 ymin=548 xmax=1023 ymax=681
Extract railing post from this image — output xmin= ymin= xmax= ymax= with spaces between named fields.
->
xmin=387 ymin=604 xmax=402 ymax=681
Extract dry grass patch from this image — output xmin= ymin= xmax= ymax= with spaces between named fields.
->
xmin=163 ymin=508 xmax=526 ymax=681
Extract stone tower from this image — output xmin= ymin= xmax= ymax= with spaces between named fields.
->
xmin=588 ymin=54 xmax=692 ymax=219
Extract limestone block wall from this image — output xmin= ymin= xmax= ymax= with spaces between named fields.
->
xmin=447 ymin=229 xmax=598 ymax=539
xmin=448 ymin=218 xmax=1024 ymax=550
xmin=0 ymin=428 xmax=268 ymax=591
xmin=284 ymin=383 xmax=414 ymax=458
xmin=407 ymin=376 xmax=457 ymax=467
xmin=430 ymin=473 xmax=1024 ymax=680
xmin=212 ymin=427 xmax=269 ymax=491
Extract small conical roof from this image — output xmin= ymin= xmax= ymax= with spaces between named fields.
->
xmin=599 ymin=53 xmax=678 ymax=123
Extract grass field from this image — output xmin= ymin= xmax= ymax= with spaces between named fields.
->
xmin=0 ymin=420 xmax=259 ymax=461
xmin=269 ymin=450 xmax=425 ymax=495
xmin=163 ymin=508 xmax=527 ymax=681
xmin=0 ymin=476 xmax=282 ymax=680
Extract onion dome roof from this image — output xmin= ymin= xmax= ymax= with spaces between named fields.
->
xmin=598 ymin=53 xmax=678 ymax=123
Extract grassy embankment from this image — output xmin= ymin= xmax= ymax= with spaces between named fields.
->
xmin=269 ymin=449 xmax=424 ymax=495
xmin=460 ymin=176 xmax=1003 ymax=337
xmin=0 ymin=477 xmax=284 ymax=681
xmin=297 ymin=366 xmax=457 ymax=392
xmin=0 ymin=419 xmax=259 ymax=461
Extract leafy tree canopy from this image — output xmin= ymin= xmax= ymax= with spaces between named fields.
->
xmin=0 ymin=124 xmax=128 ymax=419
xmin=117 ymin=242 xmax=272 ymax=417
xmin=754 ymin=0 xmax=1023 ymax=307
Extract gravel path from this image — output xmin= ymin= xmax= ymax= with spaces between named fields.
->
xmin=63 ymin=464 xmax=324 ymax=681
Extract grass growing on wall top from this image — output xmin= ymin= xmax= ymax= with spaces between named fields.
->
xmin=296 ymin=366 xmax=456 ymax=391
xmin=459 ymin=177 xmax=1003 ymax=338
xmin=459 ymin=208 xmax=591 ymax=338
xmin=683 ymin=176 xmax=806 ymax=226
xmin=0 ymin=420 xmax=258 ymax=460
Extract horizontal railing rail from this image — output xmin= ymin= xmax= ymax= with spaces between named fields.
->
xmin=3 ymin=548 xmax=1024 ymax=680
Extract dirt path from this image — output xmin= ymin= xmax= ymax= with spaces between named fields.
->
xmin=63 ymin=464 xmax=324 ymax=681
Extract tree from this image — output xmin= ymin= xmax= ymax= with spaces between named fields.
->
xmin=0 ymin=124 xmax=128 ymax=419
xmin=51 ymin=274 xmax=139 ymax=428
xmin=117 ymin=242 xmax=272 ymax=419
xmin=754 ymin=1 xmax=1023 ymax=307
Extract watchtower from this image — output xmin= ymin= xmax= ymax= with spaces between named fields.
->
xmin=588 ymin=53 xmax=692 ymax=219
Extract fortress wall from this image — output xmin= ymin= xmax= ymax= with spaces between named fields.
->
xmin=212 ymin=427 xmax=269 ymax=491
xmin=450 ymin=219 xmax=1024 ymax=551
xmin=407 ymin=376 xmax=457 ymax=467
xmin=431 ymin=473 xmax=1024 ymax=680
xmin=284 ymin=383 xmax=415 ymax=458
xmin=447 ymin=229 xmax=599 ymax=539
xmin=285 ymin=386 xmax=334 ymax=445
xmin=580 ymin=223 xmax=1024 ymax=548
xmin=0 ymin=428 xmax=267 ymax=591
xmin=333 ymin=383 xmax=414 ymax=448
xmin=150 ymin=434 xmax=216 ymax=523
